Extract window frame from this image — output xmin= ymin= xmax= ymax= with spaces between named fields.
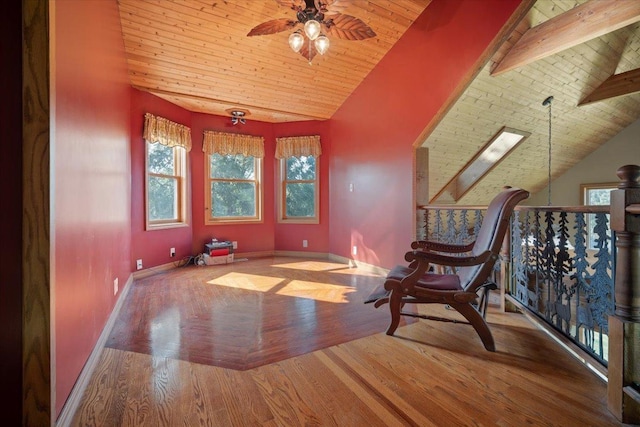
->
xmin=205 ymin=153 xmax=263 ymax=225
xmin=277 ymin=155 xmax=320 ymax=224
xmin=145 ymin=140 xmax=189 ymax=230
xmin=580 ymin=182 xmax=615 ymax=250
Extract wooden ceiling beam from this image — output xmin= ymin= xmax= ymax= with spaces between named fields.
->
xmin=491 ymin=0 xmax=640 ymax=76
xmin=578 ymin=67 xmax=640 ymax=106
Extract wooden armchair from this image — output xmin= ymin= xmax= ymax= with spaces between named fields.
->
xmin=370 ymin=187 xmax=529 ymax=351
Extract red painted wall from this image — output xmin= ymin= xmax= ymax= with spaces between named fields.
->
xmin=130 ymin=89 xmax=193 ymax=268
xmin=53 ymin=0 xmax=132 ymax=417
xmin=0 ymin=1 xmax=24 ymax=423
xmin=328 ymin=0 xmax=521 ymax=268
xmin=273 ymin=121 xmax=331 ymax=253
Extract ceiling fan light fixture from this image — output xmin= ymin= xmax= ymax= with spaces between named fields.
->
xmin=315 ymin=34 xmax=329 ymax=55
xmin=247 ymin=1 xmax=375 ymax=64
xmin=304 ymin=19 xmax=321 ymax=40
xmin=288 ymin=31 xmax=304 ymax=53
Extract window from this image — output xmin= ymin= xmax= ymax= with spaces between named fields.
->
xmin=206 ymin=153 xmax=262 ymax=223
xmin=143 ymin=113 xmax=191 ymax=230
xmin=431 ymin=126 xmax=529 ymax=203
xmin=203 ymin=131 xmax=264 ymax=224
xmin=146 ymin=142 xmax=188 ymax=228
xmin=581 ymin=183 xmax=615 ymax=249
xmin=279 ymin=155 xmax=319 ymax=223
xmin=275 ymin=135 xmax=321 ymax=224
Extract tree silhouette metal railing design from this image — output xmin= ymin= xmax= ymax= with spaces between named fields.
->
xmin=419 ymin=203 xmax=614 ymax=365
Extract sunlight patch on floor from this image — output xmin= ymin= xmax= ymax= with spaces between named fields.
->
xmin=275 ymin=280 xmax=355 ymax=303
xmin=207 ymin=272 xmax=285 ymax=292
xmin=272 ymin=261 xmax=349 ymax=271
xmin=328 ymin=268 xmax=382 ymax=277
xmin=207 ymin=272 xmax=355 ymax=303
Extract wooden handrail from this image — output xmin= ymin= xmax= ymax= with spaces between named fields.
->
xmin=417 ymin=204 xmax=611 ymax=214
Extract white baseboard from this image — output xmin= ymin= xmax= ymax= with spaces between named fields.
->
xmin=233 ymin=250 xmax=274 ymax=259
xmin=132 ymin=258 xmax=189 ymax=279
xmin=56 ymin=273 xmax=134 ymax=427
xmin=274 ymin=250 xmax=328 ymax=259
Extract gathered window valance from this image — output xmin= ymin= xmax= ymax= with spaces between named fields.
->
xmin=275 ymin=135 xmax=322 ymax=159
xmin=202 ymin=131 xmax=265 ymax=158
xmin=143 ymin=113 xmax=192 ymax=152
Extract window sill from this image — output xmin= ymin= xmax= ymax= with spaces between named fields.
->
xmin=277 ymin=218 xmax=319 ymax=225
xmin=206 ymin=219 xmax=264 ymax=226
xmin=146 ymin=222 xmax=189 ymax=231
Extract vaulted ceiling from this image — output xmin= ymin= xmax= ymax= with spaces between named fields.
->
xmin=117 ymin=0 xmax=640 ymax=204
xmin=424 ymin=0 xmax=640 ymax=204
xmin=116 ymin=0 xmax=430 ymax=122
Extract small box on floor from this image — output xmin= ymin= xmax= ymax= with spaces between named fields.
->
xmin=203 ymin=253 xmax=234 ymax=265
xmin=205 ymin=240 xmax=234 ymax=257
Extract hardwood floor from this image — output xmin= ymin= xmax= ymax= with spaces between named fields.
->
xmin=70 ymin=256 xmax=623 ymax=426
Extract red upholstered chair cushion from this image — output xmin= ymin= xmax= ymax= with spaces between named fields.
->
xmin=387 ymin=265 xmax=462 ymax=291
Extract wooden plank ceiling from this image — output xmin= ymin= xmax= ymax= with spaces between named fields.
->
xmin=423 ymin=0 xmax=640 ymax=205
xmin=117 ymin=0 xmax=430 ymax=123
xmin=117 ymin=0 xmax=640 ymax=204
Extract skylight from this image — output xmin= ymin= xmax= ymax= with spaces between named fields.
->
xmin=432 ymin=126 xmax=530 ymax=203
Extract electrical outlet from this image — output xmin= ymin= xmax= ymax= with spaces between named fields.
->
xmin=352 ymin=245 xmax=357 ymax=255
xmin=349 ymin=183 xmax=354 ymax=192
xmin=136 ymin=259 xmax=143 ymax=270
xmin=113 ymin=278 xmax=119 ymax=295
xmin=170 ymin=247 xmax=176 ymax=257
xmin=232 ymin=241 xmax=238 ymax=249
xmin=303 ymin=239 xmax=308 ymax=248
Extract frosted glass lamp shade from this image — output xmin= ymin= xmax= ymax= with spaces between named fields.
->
xmin=315 ymin=34 xmax=329 ymax=55
xmin=304 ymin=20 xmax=321 ymax=40
xmin=288 ymin=31 xmax=304 ymax=52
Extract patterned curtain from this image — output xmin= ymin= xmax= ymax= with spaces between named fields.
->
xmin=202 ymin=131 xmax=265 ymax=158
xmin=275 ymin=135 xmax=321 ymax=159
xmin=143 ymin=112 xmax=192 ymax=152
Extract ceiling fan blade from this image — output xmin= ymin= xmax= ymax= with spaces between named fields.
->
xmin=315 ymin=0 xmax=350 ymax=14
xmin=275 ymin=0 xmax=306 ymax=12
xmin=314 ymin=0 xmax=337 ymax=13
xmin=247 ymin=18 xmax=298 ymax=37
xmin=324 ymin=13 xmax=376 ymax=40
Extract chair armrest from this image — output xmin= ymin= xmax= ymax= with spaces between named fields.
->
xmin=392 ymin=250 xmax=494 ymax=294
xmin=405 ymin=249 xmax=492 ymax=267
xmin=411 ymin=240 xmax=475 ymax=253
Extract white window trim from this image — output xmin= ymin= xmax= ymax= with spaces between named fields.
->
xmin=205 ymin=153 xmax=263 ymax=225
xmin=580 ymin=182 xmax=615 ymax=250
xmin=145 ymin=141 xmax=190 ymax=230
xmin=277 ymin=155 xmax=320 ymax=224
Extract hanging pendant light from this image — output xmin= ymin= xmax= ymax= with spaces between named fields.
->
xmin=288 ymin=30 xmax=304 ymax=53
xmin=304 ymin=19 xmax=321 ymax=40
xmin=542 ymin=95 xmax=554 ymax=206
xmin=315 ymin=34 xmax=329 ymax=55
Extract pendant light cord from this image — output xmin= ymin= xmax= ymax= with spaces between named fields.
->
xmin=543 ymin=96 xmax=553 ymax=206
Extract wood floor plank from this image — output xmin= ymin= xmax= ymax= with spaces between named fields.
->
xmin=68 ymin=256 xmax=624 ymax=426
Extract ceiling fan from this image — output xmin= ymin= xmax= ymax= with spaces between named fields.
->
xmin=247 ymin=0 xmax=376 ymax=62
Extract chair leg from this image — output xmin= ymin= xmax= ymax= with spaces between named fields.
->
xmin=452 ymin=303 xmax=496 ymax=352
xmin=385 ymin=289 xmax=402 ymax=336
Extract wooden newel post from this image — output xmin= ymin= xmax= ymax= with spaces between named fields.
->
xmin=499 ymin=209 xmax=512 ymax=313
xmin=608 ymin=164 xmax=640 ymax=424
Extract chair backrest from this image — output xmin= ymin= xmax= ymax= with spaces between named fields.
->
xmin=457 ymin=187 xmax=530 ymax=291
